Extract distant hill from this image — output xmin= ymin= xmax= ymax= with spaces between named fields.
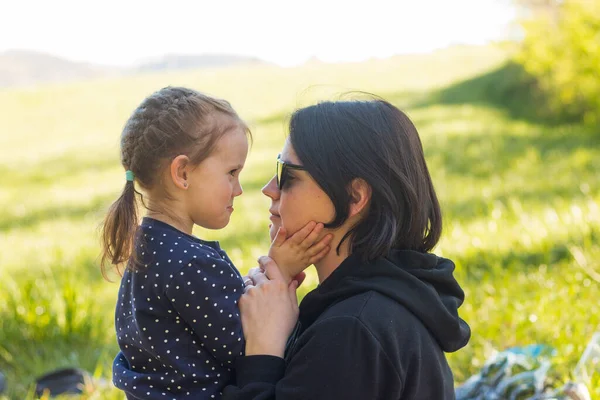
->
xmin=0 ymin=50 xmax=270 ymax=88
xmin=0 ymin=50 xmax=119 ymax=88
xmin=0 ymin=46 xmax=502 ymax=89
xmin=135 ymin=53 xmax=268 ymax=72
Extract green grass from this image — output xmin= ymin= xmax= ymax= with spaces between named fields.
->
xmin=0 ymin=44 xmax=598 ymax=398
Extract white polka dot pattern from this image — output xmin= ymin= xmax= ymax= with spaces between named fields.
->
xmin=112 ymin=218 xmax=244 ymax=399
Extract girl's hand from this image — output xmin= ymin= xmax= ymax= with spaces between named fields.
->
xmin=267 ymin=221 xmax=332 ymax=282
xmin=239 ymin=256 xmax=300 ymax=358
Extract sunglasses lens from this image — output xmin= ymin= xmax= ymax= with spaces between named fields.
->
xmin=276 ymin=159 xmax=283 ymax=189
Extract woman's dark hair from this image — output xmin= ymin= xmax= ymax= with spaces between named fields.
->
xmin=101 ymin=86 xmax=249 ymax=278
xmin=289 ymin=99 xmax=441 ymax=260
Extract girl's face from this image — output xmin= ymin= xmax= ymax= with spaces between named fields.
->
xmin=186 ymin=127 xmax=249 ymax=229
xmin=262 ymin=139 xmax=335 ymax=239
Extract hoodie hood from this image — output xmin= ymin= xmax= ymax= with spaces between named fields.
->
xmin=298 ymin=249 xmax=471 ymax=353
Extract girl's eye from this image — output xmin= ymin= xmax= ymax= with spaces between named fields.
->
xmin=229 ymin=169 xmax=238 ymax=176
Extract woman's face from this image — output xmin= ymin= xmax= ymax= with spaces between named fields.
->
xmin=262 ymin=139 xmax=335 ymax=240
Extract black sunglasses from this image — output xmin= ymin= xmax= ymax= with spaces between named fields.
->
xmin=276 ymin=154 xmax=306 ymax=190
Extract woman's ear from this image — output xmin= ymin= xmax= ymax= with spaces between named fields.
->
xmin=170 ymin=155 xmax=190 ymax=190
xmin=348 ymin=178 xmax=371 ymax=218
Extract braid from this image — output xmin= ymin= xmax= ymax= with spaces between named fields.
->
xmin=101 ymin=86 xmax=250 ymax=277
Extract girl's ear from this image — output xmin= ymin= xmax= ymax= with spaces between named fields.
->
xmin=348 ymin=178 xmax=372 ymax=218
xmin=170 ymin=155 xmax=190 ymax=190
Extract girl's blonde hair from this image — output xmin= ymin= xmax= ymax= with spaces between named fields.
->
xmin=100 ymin=86 xmax=249 ymax=277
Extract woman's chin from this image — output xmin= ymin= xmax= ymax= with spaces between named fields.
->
xmin=269 ymin=223 xmax=279 ymax=242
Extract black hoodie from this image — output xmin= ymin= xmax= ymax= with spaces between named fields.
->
xmin=223 ymin=250 xmax=471 ymax=400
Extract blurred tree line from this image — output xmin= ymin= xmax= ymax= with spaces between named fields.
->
xmin=513 ymin=0 xmax=600 ymax=125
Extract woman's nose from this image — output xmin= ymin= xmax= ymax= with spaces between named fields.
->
xmin=262 ymin=175 xmax=280 ymax=200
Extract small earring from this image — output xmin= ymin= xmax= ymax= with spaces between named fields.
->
xmin=183 ymin=182 xmax=188 ymax=188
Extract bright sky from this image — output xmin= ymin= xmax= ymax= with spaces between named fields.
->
xmin=0 ymin=0 xmax=517 ymax=67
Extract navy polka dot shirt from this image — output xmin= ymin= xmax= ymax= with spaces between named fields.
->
xmin=112 ymin=217 xmax=245 ymax=399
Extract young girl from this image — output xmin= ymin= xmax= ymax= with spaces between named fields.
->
xmin=101 ymin=86 xmax=330 ymax=399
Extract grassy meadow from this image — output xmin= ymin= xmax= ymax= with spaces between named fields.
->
xmin=0 ymin=45 xmax=598 ymax=398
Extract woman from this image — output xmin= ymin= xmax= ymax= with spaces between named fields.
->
xmin=224 ymin=99 xmax=471 ymax=399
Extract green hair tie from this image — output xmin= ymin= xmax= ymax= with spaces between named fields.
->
xmin=125 ymin=170 xmax=135 ymax=182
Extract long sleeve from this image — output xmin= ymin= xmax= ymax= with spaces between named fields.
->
xmin=223 ymin=316 xmax=403 ymax=400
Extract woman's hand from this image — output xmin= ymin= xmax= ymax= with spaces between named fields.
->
xmin=242 ymin=268 xmax=306 ymax=288
xmin=239 ymin=256 xmax=300 ymax=358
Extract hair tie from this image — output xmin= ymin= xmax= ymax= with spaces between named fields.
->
xmin=125 ymin=170 xmax=135 ymax=182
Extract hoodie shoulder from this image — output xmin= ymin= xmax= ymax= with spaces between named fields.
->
xmin=320 ymin=290 xmax=438 ymax=356
xmin=299 ymin=250 xmax=470 ymax=352
xmin=314 ymin=290 xmax=456 ymax=398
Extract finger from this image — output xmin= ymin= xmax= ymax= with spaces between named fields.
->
xmin=305 ymin=233 xmax=333 ymax=256
xmin=299 ymin=223 xmax=325 ymax=249
xmin=248 ymin=267 xmax=262 ymax=275
xmin=251 ymin=271 xmax=269 ymax=286
xmin=243 ymin=268 xmax=261 ymax=284
xmin=309 ymin=245 xmax=331 ymax=265
xmin=271 ymin=227 xmax=287 ymax=248
xmin=292 ymin=271 xmax=306 ymax=286
xmin=248 ymin=267 xmax=263 ymax=281
xmin=258 ymin=256 xmax=284 ymax=282
xmin=289 ymin=221 xmax=317 ymax=245
xmin=243 ymin=284 xmax=255 ymax=294
xmin=243 ymin=277 xmax=253 ymax=287
xmin=288 ymin=280 xmax=300 ymax=306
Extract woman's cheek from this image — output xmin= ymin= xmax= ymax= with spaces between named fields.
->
xmin=280 ymin=212 xmax=303 ymax=237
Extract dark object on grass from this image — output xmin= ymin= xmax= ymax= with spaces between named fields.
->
xmin=34 ymin=368 xmax=90 ymax=397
